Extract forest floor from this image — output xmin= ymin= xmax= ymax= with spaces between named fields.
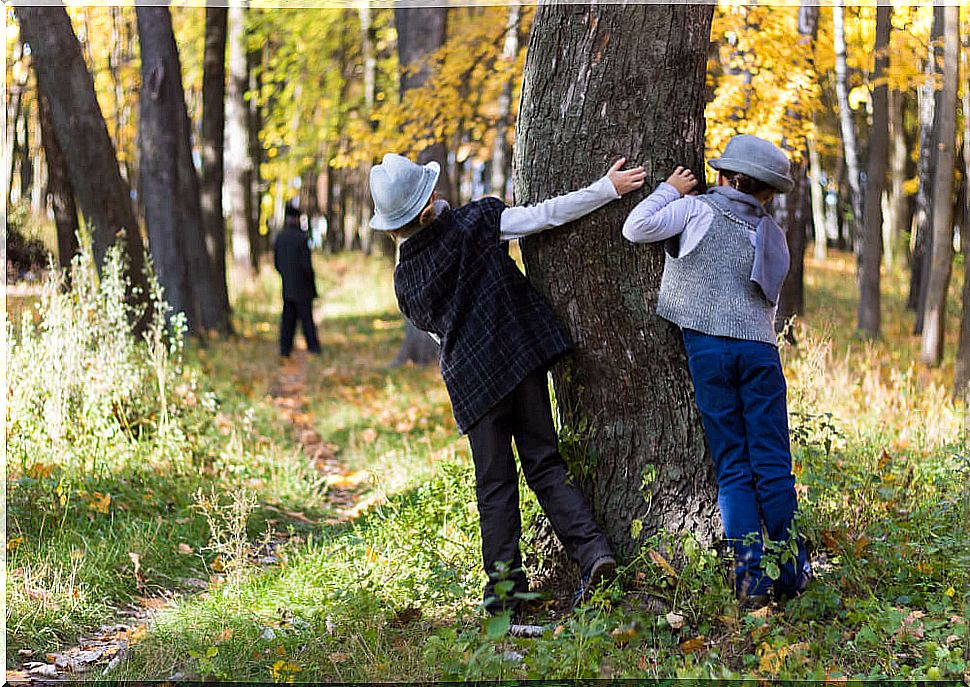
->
xmin=5 ymin=248 xmax=970 ymax=682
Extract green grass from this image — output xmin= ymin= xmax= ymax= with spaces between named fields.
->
xmin=6 ymin=248 xmax=970 ymax=681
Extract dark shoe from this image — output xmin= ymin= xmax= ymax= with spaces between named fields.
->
xmin=573 ymin=555 xmax=617 ymax=607
xmin=739 ymin=593 xmax=771 ymax=612
xmin=773 ymin=559 xmax=814 ymax=604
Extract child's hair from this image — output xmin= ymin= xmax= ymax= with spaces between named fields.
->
xmin=720 ymin=170 xmax=774 ymax=196
xmin=389 ymin=197 xmax=438 ymax=241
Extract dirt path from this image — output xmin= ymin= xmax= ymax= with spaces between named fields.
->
xmin=10 ymin=351 xmax=365 ymax=684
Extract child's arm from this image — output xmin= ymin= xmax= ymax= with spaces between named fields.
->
xmin=622 ymin=167 xmax=701 ymax=243
xmin=498 ymin=158 xmax=645 ymax=240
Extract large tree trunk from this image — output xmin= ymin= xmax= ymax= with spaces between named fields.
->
xmin=833 ymin=0 xmax=863 ymax=254
xmin=136 ymin=5 xmax=223 ymax=335
xmin=920 ymin=4 xmax=960 ymax=367
xmin=909 ymin=6 xmax=943 ymax=325
xmin=514 ymin=4 xmax=719 ymax=569
xmin=391 ymin=6 xmax=452 ymax=365
xmin=37 ymin=89 xmax=79 ymax=273
xmin=226 ymin=3 xmax=255 ymax=274
xmin=200 ymin=4 xmax=233 ymax=334
xmin=16 ymin=5 xmax=149 ymax=315
xmin=857 ymin=5 xmax=891 ymax=339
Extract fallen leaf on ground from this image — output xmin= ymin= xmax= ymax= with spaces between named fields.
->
xmin=665 ymin=612 xmax=686 ymax=630
xmin=648 ymin=549 xmax=679 ymax=578
xmin=680 ymin=636 xmax=705 ymax=653
xmin=177 ymin=544 xmax=194 ymax=555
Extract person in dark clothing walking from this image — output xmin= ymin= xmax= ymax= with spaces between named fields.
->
xmin=274 ymin=205 xmax=321 ymax=358
xmin=368 ymin=153 xmax=646 ymax=618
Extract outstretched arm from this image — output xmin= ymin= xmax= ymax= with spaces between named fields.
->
xmin=622 ymin=166 xmax=700 ymax=243
xmin=499 ymin=158 xmax=645 ymax=240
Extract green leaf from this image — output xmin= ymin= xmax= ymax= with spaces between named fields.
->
xmin=494 ymin=580 xmax=515 ymax=598
xmin=765 ymin=560 xmax=781 ymax=581
xmin=485 ymin=612 xmax=511 ymax=640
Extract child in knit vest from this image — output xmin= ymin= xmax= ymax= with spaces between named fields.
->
xmin=622 ymin=135 xmax=811 ymax=608
xmin=369 ymin=153 xmax=646 ymax=617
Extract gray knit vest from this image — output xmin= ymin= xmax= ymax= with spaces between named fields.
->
xmin=656 ymin=195 xmax=777 ymax=345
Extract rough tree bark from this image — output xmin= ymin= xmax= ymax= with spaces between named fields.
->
xmin=136 ymin=5 xmax=223 ymax=334
xmin=777 ymin=161 xmax=809 ymax=333
xmin=920 ymin=4 xmax=960 ymax=367
xmin=833 ymin=0 xmax=864 ymax=253
xmin=37 ymin=90 xmax=79 ymax=272
xmin=391 ymin=5 xmax=452 ymax=366
xmin=226 ymin=3 xmax=255 ymax=274
xmin=200 ymin=4 xmax=233 ymax=334
xmin=16 ymin=5 xmax=149 ymax=313
xmin=857 ymin=4 xmax=891 ymax=339
xmin=514 ymin=4 xmax=719 ymax=569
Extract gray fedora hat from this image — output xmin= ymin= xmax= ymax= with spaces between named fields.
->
xmin=369 ymin=153 xmax=440 ymax=231
xmin=708 ymin=134 xmax=794 ymax=193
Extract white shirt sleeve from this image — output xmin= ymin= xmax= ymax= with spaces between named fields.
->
xmin=498 ymin=175 xmax=620 ymax=241
xmin=622 ymin=182 xmax=715 ymax=256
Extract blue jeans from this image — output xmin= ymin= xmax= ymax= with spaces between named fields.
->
xmin=682 ymin=328 xmax=809 ymax=598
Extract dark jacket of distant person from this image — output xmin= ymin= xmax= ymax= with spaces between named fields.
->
xmin=273 ymin=211 xmax=317 ymax=302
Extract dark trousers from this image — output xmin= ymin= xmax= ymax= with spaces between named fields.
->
xmin=280 ymin=299 xmax=321 ymax=357
xmin=681 ymin=328 xmax=809 ymax=598
xmin=466 ymin=367 xmax=613 ymax=614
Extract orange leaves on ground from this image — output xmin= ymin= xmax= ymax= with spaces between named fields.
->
xmin=177 ymin=543 xmax=195 ymax=555
xmin=25 ymin=462 xmax=55 ymax=479
xmin=679 ymin=636 xmax=705 ymax=654
xmin=893 ymin=609 xmax=926 ymax=642
xmin=757 ymin=641 xmax=810 ymax=674
xmin=360 ymin=428 xmax=378 ymax=444
xmin=647 ymin=549 xmax=679 ymax=579
xmin=88 ymin=492 xmax=111 ymax=514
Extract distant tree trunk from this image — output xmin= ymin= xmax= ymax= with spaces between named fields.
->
xmin=909 ymin=6 xmax=943 ymax=324
xmin=17 ymin=5 xmax=149 ymax=315
xmin=857 ymin=4 xmax=891 ymax=339
xmin=136 ymin=5 xmax=222 ymax=334
xmin=808 ymin=134 xmax=827 ymax=261
xmin=394 ymin=6 xmax=454 ymax=203
xmin=391 ymin=5 xmax=451 ymax=365
xmin=954 ymin=53 xmax=970 ymax=396
xmin=778 ymin=160 xmax=809 ymax=331
xmin=247 ymin=41 xmax=265 ymax=264
xmin=200 ymin=4 xmax=233 ymax=334
xmin=885 ymin=88 xmax=908 ymax=270
xmin=490 ymin=3 xmax=520 ymax=202
xmin=920 ymin=4 xmax=959 ymax=367
xmin=833 ymin=0 xmax=863 ymax=253
xmin=358 ymin=1 xmax=376 ymax=254
xmin=37 ymin=90 xmax=79 ymax=272
xmin=226 ymin=3 xmax=255 ymax=274
xmin=515 ymin=4 xmax=719 ymax=571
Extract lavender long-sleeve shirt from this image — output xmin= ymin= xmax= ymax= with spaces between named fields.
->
xmin=622 ymin=182 xmax=757 ymax=254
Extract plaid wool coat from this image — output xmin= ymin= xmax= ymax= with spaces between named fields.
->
xmin=394 ymin=197 xmax=572 ymax=434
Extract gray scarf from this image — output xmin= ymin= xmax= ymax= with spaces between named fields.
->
xmin=707 ymin=186 xmax=790 ymax=306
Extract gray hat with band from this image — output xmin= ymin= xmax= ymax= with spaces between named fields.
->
xmin=369 ymin=154 xmax=440 ymax=231
xmin=708 ymin=134 xmax=794 ymax=193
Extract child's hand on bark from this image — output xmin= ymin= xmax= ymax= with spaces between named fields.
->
xmin=666 ymin=166 xmax=698 ymax=196
xmin=607 ymin=157 xmax=646 ymax=196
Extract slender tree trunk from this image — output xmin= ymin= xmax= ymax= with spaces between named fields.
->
xmin=201 ymin=4 xmax=232 ymax=334
xmin=809 ymin=134 xmax=827 ymax=261
xmin=857 ymin=4 xmax=891 ymax=339
xmin=226 ymin=3 xmax=254 ymax=275
xmin=246 ymin=41 xmax=265 ymax=265
xmin=392 ymin=5 xmax=451 ymax=365
xmin=38 ymin=90 xmax=79 ymax=272
xmin=778 ymin=160 xmax=809 ymax=331
xmin=885 ymin=88 xmax=908 ymax=270
xmin=490 ymin=3 xmax=520 ymax=202
xmin=954 ymin=44 xmax=970 ymax=395
xmin=909 ymin=6 xmax=943 ymax=324
xmin=515 ymin=4 xmax=719 ymax=570
xmin=16 ymin=5 xmax=149 ymax=315
xmin=136 ymin=5 xmax=223 ymax=335
xmin=833 ymin=0 xmax=863 ymax=253
xmin=920 ymin=5 xmax=960 ymax=367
